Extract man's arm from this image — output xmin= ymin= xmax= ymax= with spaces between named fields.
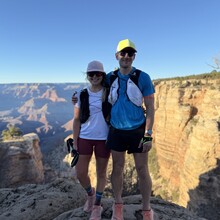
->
xmin=138 ymin=94 xmax=155 ymax=153
xmin=143 ymin=94 xmax=155 ymax=135
xmin=72 ymin=92 xmax=78 ymax=105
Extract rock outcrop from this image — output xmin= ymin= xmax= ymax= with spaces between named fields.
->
xmin=0 ymin=178 xmax=206 ymax=220
xmin=1 ymin=78 xmax=219 ymax=219
xmin=153 ymin=78 xmax=220 ymax=219
xmin=0 ymin=133 xmax=44 ymax=188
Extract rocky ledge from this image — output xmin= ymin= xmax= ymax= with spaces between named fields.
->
xmin=0 ymin=178 xmax=206 ymax=220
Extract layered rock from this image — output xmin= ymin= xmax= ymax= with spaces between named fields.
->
xmin=0 ymin=133 xmax=44 ymax=188
xmin=153 ymin=78 xmax=220 ymax=219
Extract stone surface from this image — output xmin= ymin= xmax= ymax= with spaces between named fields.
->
xmin=153 ymin=79 xmax=220 ymax=219
xmin=0 ymin=179 xmax=205 ymax=220
xmin=0 ymin=133 xmax=44 ymax=188
xmin=0 ymin=179 xmax=86 ymax=220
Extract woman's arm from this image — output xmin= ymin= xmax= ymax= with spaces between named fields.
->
xmin=73 ymin=106 xmax=81 ymax=151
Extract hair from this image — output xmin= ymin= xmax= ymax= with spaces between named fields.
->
xmin=102 ymin=73 xmax=110 ymax=102
xmin=101 ymin=72 xmax=106 ymax=86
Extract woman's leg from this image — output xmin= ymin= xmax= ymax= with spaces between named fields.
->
xmin=95 ymin=156 xmax=109 ymax=204
xmin=75 ymin=154 xmax=92 ymax=189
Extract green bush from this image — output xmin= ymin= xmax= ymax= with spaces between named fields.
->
xmin=1 ymin=125 xmax=23 ymax=141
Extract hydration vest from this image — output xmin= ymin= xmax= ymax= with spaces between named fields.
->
xmin=108 ymin=69 xmax=143 ymax=106
xmin=79 ymin=88 xmax=111 ymax=124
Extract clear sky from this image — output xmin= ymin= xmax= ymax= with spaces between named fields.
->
xmin=0 ymin=0 xmax=219 ymax=83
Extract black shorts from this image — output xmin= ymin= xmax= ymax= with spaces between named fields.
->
xmin=106 ymin=123 xmax=145 ymax=154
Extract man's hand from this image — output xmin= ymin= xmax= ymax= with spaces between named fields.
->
xmin=138 ymin=136 xmax=153 ymax=153
xmin=72 ymin=91 xmax=78 ymax=105
xmin=141 ymin=141 xmax=152 ymax=153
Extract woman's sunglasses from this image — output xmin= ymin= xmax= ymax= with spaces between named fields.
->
xmin=87 ymin=71 xmax=103 ymax=77
xmin=119 ymin=50 xmax=135 ymax=57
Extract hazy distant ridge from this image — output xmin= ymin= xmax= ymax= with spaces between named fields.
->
xmin=0 ymin=83 xmax=85 ymax=152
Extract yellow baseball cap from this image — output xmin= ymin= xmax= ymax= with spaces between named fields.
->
xmin=116 ymin=39 xmax=137 ymax=52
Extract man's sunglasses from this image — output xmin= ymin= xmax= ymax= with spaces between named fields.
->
xmin=119 ymin=50 xmax=135 ymax=57
xmin=87 ymin=72 xmax=103 ymax=77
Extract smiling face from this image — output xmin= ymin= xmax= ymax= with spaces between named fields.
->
xmin=87 ymin=71 xmax=104 ymax=86
xmin=116 ymin=48 xmax=136 ymax=72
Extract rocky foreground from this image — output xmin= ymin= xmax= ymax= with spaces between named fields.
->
xmin=0 ymin=178 xmax=206 ymax=220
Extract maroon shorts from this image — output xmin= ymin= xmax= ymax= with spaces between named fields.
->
xmin=77 ymin=138 xmax=110 ymax=159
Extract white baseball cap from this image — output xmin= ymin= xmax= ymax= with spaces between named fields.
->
xmin=87 ymin=61 xmax=105 ymax=73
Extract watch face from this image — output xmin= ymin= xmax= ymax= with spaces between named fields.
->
xmin=147 ymin=130 xmax=152 ymax=135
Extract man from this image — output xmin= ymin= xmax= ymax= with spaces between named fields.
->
xmin=106 ymin=39 xmax=155 ymax=220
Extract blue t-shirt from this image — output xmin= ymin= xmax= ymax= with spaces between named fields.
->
xmin=106 ymin=67 xmax=155 ymax=130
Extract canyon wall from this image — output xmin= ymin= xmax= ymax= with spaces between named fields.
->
xmin=153 ymin=78 xmax=220 ymax=216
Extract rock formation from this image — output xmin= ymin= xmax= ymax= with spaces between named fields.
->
xmin=1 ymin=77 xmax=219 ymax=219
xmin=0 ymin=178 xmax=206 ymax=220
xmin=153 ymin=78 xmax=220 ymax=219
xmin=0 ymin=133 xmax=208 ymax=219
xmin=0 ymin=133 xmax=44 ymax=188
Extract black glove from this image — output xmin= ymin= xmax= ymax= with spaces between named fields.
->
xmin=67 ymin=138 xmax=74 ymax=153
xmin=137 ymin=136 xmax=153 ymax=153
xmin=66 ymin=138 xmax=79 ymax=167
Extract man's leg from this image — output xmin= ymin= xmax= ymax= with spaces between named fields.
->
xmin=133 ymin=152 xmax=152 ymax=210
xmin=111 ymin=150 xmax=125 ymax=219
xmin=111 ymin=150 xmax=125 ymax=203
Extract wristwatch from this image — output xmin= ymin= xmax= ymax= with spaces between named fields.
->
xmin=145 ymin=129 xmax=153 ymax=136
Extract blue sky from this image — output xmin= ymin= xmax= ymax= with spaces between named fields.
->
xmin=0 ymin=0 xmax=219 ymax=83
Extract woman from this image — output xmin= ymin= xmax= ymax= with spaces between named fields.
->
xmin=73 ymin=60 xmax=110 ymax=220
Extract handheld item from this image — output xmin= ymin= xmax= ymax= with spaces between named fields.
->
xmin=66 ymin=138 xmax=79 ymax=167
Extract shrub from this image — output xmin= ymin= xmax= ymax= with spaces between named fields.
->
xmin=1 ymin=125 xmax=23 ymax=141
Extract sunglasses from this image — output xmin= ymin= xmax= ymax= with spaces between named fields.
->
xmin=119 ymin=50 xmax=135 ymax=57
xmin=87 ymin=71 xmax=103 ymax=77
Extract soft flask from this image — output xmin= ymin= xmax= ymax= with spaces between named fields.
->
xmin=66 ymin=138 xmax=79 ymax=167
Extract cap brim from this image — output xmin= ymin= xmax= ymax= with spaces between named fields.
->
xmin=118 ymin=47 xmax=137 ymax=53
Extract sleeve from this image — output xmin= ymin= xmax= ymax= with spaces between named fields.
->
xmin=139 ymin=72 xmax=155 ymax=96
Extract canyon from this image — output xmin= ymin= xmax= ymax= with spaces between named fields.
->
xmin=0 ymin=74 xmax=219 ymax=219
